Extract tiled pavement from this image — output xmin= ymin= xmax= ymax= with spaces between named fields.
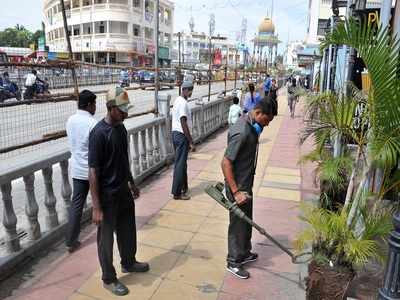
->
xmin=6 ymin=93 xmax=313 ymax=300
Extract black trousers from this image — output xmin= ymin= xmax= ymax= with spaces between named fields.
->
xmin=226 ymin=188 xmax=253 ymax=267
xmin=97 ymin=184 xmax=137 ymax=284
xmin=171 ymin=131 xmax=189 ymax=197
xmin=66 ymin=178 xmax=90 ymax=247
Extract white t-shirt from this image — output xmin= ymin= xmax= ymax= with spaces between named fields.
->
xmin=172 ymin=96 xmax=192 ymax=133
xmin=25 ymin=73 xmax=37 ymax=86
xmin=228 ymin=104 xmax=241 ymax=125
xmin=66 ymin=110 xmax=98 ymax=180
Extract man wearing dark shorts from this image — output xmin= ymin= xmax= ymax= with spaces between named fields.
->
xmin=89 ymin=87 xmax=149 ymax=296
xmin=221 ymin=100 xmax=275 ymax=279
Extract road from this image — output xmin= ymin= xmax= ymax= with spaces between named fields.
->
xmin=0 ymin=81 xmax=237 ymax=159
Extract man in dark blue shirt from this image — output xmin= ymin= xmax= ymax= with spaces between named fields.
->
xmin=89 ymin=87 xmax=149 ymax=296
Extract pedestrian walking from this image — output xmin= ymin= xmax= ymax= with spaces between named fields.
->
xmin=88 ymin=87 xmax=149 ymax=296
xmin=264 ymin=74 xmax=272 ymax=95
xmin=221 ymin=99 xmax=275 ymax=279
xmin=288 ymin=77 xmax=298 ymax=118
xmin=268 ymin=79 xmax=279 ymax=116
xmin=228 ymin=96 xmax=242 ymax=126
xmin=171 ymin=81 xmax=195 ymax=200
xmin=243 ymin=83 xmax=261 ymax=114
xmin=65 ymin=90 xmax=97 ymax=253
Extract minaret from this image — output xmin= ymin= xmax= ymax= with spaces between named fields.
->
xmin=189 ymin=6 xmax=195 ymax=33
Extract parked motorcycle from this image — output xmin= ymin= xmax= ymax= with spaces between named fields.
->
xmin=0 ymin=81 xmax=21 ymax=103
xmin=119 ymin=78 xmax=130 ymax=88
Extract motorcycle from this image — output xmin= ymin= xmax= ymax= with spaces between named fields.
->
xmin=119 ymin=78 xmax=130 ymax=88
xmin=23 ymin=78 xmax=51 ymax=100
xmin=0 ymin=81 xmax=21 ymax=103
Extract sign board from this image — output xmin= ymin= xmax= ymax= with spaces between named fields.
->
xmin=38 ymin=36 xmax=45 ymax=51
xmin=213 ymin=48 xmax=222 ymax=65
xmin=48 ymin=52 xmax=57 ymax=60
xmin=56 ymin=52 xmax=70 ymax=59
xmin=158 ymin=46 xmax=169 ymax=60
xmin=199 ymin=49 xmax=210 ymax=64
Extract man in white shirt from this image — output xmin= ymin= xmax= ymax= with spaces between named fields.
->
xmin=228 ymin=96 xmax=242 ymax=125
xmin=171 ymin=81 xmax=195 ymax=200
xmin=65 ymin=90 xmax=97 ymax=252
xmin=24 ymin=70 xmax=38 ymax=99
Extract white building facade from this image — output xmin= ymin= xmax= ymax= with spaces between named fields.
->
xmin=43 ymin=0 xmax=174 ymax=66
xmin=171 ymin=32 xmax=241 ymax=67
xmin=306 ymin=0 xmax=332 ymax=44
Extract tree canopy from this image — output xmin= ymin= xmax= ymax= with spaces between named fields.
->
xmin=0 ymin=25 xmax=44 ymax=49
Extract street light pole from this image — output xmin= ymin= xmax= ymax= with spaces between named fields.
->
xmin=234 ymin=48 xmax=238 ymax=89
xmin=60 ymin=0 xmax=79 ymax=99
xmin=154 ymin=0 xmax=160 ymax=116
xmin=178 ymin=31 xmax=182 ymax=96
xmin=208 ymin=14 xmax=215 ymax=102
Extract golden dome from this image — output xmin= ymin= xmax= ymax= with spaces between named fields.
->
xmin=258 ymin=17 xmax=275 ymax=33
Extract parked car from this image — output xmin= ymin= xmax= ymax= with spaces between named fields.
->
xmin=139 ymin=70 xmax=175 ymax=90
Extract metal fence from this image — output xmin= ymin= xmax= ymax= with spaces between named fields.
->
xmin=0 ymin=61 xmax=266 ymax=159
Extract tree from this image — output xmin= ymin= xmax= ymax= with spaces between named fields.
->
xmin=0 ymin=25 xmax=43 ymax=49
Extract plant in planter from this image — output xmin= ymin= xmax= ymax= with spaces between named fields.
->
xmin=298 ymin=19 xmax=400 ymax=299
xmin=295 ymin=205 xmax=393 ymax=299
xmin=300 ymin=91 xmax=362 ymax=210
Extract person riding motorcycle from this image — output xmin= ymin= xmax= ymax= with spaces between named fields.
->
xmin=0 ymin=72 xmax=21 ymax=102
xmin=119 ymin=68 xmax=130 ymax=87
xmin=24 ymin=69 xmax=48 ymax=99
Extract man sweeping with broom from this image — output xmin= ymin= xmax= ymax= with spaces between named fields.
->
xmin=221 ymin=99 xmax=275 ymax=279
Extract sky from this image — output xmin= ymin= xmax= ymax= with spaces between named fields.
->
xmin=0 ymin=0 xmax=309 ymax=54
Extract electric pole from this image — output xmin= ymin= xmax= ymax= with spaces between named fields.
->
xmin=208 ymin=14 xmax=215 ymax=102
xmin=178 ymin=31 xmax=182 ymax=96
xmin=60 ymin=0 xmax=79 ymax=99
xmin=154 ymin=0 xmax=160 ymax=115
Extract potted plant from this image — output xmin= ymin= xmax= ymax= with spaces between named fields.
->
xmin=295 ymin=205 xmax=392 ymax=299
xmin=297 ymin=18 xmax=400 ymax=299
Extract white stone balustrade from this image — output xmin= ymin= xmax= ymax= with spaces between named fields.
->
xmin=0 ymin=93 xmax=233 ymax=278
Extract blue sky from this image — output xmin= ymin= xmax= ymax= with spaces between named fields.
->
xmin=0 ymin=0 xmax=309 ymax=53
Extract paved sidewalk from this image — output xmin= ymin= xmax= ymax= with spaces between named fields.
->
xmin=6 ymin=94 xmax=308 ymax=300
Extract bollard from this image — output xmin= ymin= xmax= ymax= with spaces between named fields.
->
xmin=378 ymin=212 xmax=400 ymax=299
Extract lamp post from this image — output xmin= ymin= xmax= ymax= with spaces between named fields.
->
xmin=154 ymin=0 xmax=160 ymax=116
xmin=208 ymin=14 xmax=215 ymax=102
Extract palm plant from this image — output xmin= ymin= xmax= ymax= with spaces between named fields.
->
xmin=303 ymin=19 xmax=400 ymax=226
xmin=295 ymin=204 xmax=393 ymax=270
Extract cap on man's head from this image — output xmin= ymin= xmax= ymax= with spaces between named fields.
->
xmin=107 ymin=86 xmax=132 ymax=113
xmin=181 ymin=81 xmax=194 ymax=90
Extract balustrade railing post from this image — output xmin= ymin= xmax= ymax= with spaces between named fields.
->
xmin=153 ymin=124 xmax=161 ymax=163
xmin=132 ymin=132 xmax=140 ymax=177
xmin=199 ymin=102 xmax=205 ymax=140
xmin=60 ymin=160 xmax=72 ymax=219
xmin=158 ymin=94 xmax=173 ymax=157
xmin=1 ymin=183 xmax=20 ymax=253
xmin=23 ymin=174 xmax=41 ymax=240
xmin=146 ymin=126 xmax=154 ymax=167
xmin=42 ymin=167 xmax=59 ymax=229
xmin=139 ymin=130 xmax=148 ymax=172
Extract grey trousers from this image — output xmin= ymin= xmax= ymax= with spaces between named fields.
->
xmin=226 ymin=188 xmax=253 ymax=267
xmin=66 ymin=178 xmax=90 ymax=247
